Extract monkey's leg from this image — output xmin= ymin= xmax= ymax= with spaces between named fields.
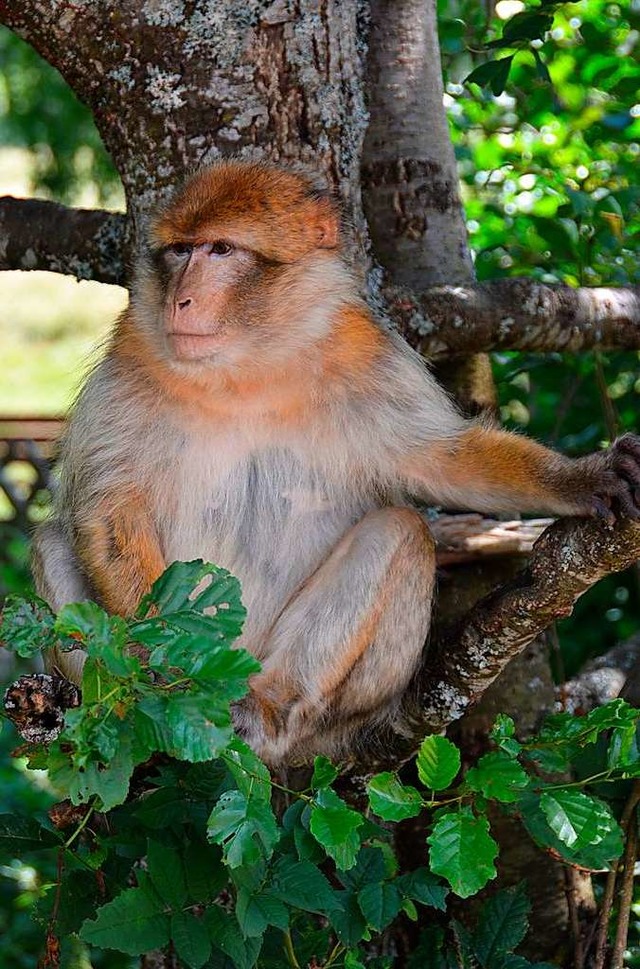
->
xmin=237 ymin=507 xmax=436 ymax=765
xmin=31 ymin=521 xmax=93 ymax=683
xmin=32 ymin=520 xmax=92 ymax=612
xmin=74 ymin=495 xmax=166 ymax=617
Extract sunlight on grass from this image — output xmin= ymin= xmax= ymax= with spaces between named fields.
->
xmin=0 ymin=272 xmax=128 ymax=415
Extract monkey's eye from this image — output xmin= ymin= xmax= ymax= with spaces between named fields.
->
xmin=208 ymin=240 xmax=234 ymax=256
xmin=166 ymin=242 xmax=193 ymax=258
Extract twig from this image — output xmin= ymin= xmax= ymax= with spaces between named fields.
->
xmin=611 ymin=797 xmax=639 ymax=969
xmin=564 ymin=866 xmax=585 ymax=969
xmin=592 ymin=780 xmax=640 ymax=969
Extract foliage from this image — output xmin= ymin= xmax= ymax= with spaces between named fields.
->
xmin=439 ymin=0 xmax=640 ymax=668
xmin=0 ymin=26 xmax=121 ymax=203
xmin=1 ymin=563 xmax=640 ymax=967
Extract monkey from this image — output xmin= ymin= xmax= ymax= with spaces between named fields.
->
xmin=32 ymin=160 xmax=640 ymax=766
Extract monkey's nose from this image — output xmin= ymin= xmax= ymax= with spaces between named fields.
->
xmin=177 ymin=298 xmax=192 ymax=310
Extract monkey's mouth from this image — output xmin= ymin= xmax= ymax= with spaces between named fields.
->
xmin=168 ymin=331 xmax=227 ymax=360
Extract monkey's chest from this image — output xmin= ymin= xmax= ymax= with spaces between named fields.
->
xmin=157 ymin=447 xmax=376 ymax=642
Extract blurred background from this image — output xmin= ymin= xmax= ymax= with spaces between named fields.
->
xmin=0 ymin=1 xmax=638 ymax=964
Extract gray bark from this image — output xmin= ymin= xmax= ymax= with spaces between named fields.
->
xmin=362 ymin=0 xmax=473 ymax=287
xmin=3 ymin=0 xmax=370 ymax=259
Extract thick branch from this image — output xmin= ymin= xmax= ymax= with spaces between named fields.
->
xmin=0 ymin=197 xmax=128 ymax=285
xmin=384 ymin=279 xmax=640 ymax=358
xmin=559 ymin=638 xmax=640 ymax=714
xmin=3 ymin=203 xmax=639 ymax=359
xmin=355 ymin=515 xmax=640 ymax=769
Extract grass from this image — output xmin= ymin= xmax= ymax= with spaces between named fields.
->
xmin=0 ymin=271 xmax=127 ymax=415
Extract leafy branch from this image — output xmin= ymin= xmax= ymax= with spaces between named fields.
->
xmin=2 ymin=562 xmax=640 ymax=967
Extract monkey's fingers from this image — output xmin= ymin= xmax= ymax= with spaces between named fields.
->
xmin=591 ymin=495 xmax=615 ymax=524
xmin=609 ymin=434 xmax=640 ymax=519
xmin=590 ymin=434 xmax=640 ymax=521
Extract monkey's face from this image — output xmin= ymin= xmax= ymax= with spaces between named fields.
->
xmin=133 ymin=161 xmax=347 ymax=374
xmin=156 ymin=240 xmax=271 ymax=363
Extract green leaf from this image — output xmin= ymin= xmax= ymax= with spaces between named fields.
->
xmin=137 ymin=560 xmax=246 ymax=642
xmin=451 ymin=919 xmax=476 ymax=969
xmin=406 ymin=926 xmax=458 ymax=969
xmin=158 ymin=631 xmax=259 ymax=684
xmin=311 ymin=755 xmax=339 ymax=790
xmin=465 ymin=57 xmax=514 ymax=96
xmin=56 ymin=602 xmax=130 ymax=672
xmin=130 ymin=786 xmax=189 ymax=829
xmin=171 ymin=911 xmax=211 ymax=969
xmin=367 ymin=772 xmax=423 ymax=821
xmin=207 ymin=790 xmax=279 ymax=868
xmin=490 ymin=714 xmax=522 ymax=756
xmin=236 ymin=887 xmax=289 ymax=936
xmin=466 ymin=751 xmax=529 ymax=803
xmin=396 ymin=868 xmax=448 ymax=911
xmin=427 ymin=807 xmax=498 ymax=898
xmin=357 ymin=881 xmax=402 ymax=931
xmin=608 ymin=725 xmax=640 ymax=770
xmin=330 ymin=890 xmax=367 ymax=946
xmin=519 ymin=791 xmax=623 ymax=870
xmin=282 ymin=801 xmax=325 ymax=863
xmin=183 ymin=842 xmax=228 ymax=903
xmin=473 ymin=884 xmax=531 ymax=968
xmin=80 ymin=886 xmax=170 ymax=955
xmin=539 ymin=789 xmax=619 ymax=850
xmin=269 ymin=857 xmax=338 ymax=914
xmin=147 ymin=840 xmax=188 ymax=909
xmin=225 ymin=738 xmax=272 ymax=802
xmin=164 ymin=693 xmax=233 ymax=762
xmin=344 ymin=951 xmax=366 ymax=969
xmin=49 ymin=730 xmax=135 ymax=811
xmin=0 ymin=814 xmax=60 ymax=854
xmin=337 ymin=846 xmax=386 ymax=891
xmin=502 ymin=11 xmax=553 ymax=43
xmin=417 ymin=736 xmax=461 ymax=791
xmin=309 ymin=788 xmax=363 ymax=870
xmin=585 ymin=699 xmax=639 ymax=733
xmin=205 ymin=906 xmax=262 ymax=969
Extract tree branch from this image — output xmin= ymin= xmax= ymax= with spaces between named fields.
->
xmin=3 ymin=202 xmax=639 ymax=360
xmin=383 ymin=278 xmax=640 ymax=358
xmin=355 ymin=515 xmax=640 ymax=769
xmin=0 ymin=197 xmax=128 ymax=285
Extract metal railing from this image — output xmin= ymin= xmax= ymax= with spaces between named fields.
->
xmin=0 ymin=417 xmax=62 ymax=531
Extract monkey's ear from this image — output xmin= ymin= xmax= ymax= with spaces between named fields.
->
xmin=313 ymin=197 xmax=340 ymax=249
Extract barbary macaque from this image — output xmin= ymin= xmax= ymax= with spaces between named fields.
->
xmin=33 ymin=161 xmax=640 ymax=765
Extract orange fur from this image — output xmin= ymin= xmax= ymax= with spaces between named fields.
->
xmin=416 ymin=426 xmax=574 ymax=507
xmin=151 ymin=161 xmax=340 ymax=263
xmin=321 ymin=305 xmax=386 ymax=380
xmin=113 ymin=300 xmax=386 ymax=422
xmin=76 ymin=493 xmax=165 ymax=616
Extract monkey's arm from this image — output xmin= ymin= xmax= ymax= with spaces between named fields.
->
xmin=403 ymin=425 xmax=640 ymax=519
xmin=73 ymin=491 xmax=166 ymax=616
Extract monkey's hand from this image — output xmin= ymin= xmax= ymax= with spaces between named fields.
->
xmin=577 ymin=434 xmax=640 ymax=522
